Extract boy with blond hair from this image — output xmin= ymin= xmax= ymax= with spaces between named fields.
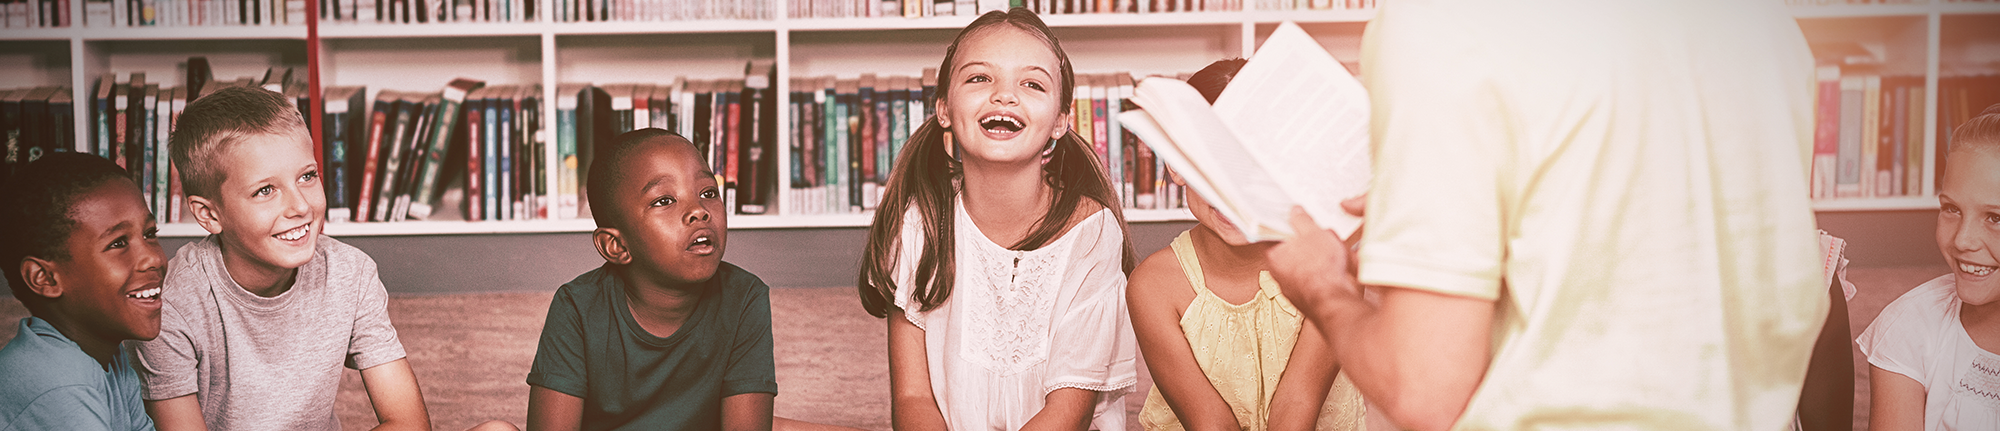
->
xmin=135 ymin=86 xmax=511 ymax=431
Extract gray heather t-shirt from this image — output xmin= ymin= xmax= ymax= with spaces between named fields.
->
xmin=131 ymin=235 xmax=406 ymax=431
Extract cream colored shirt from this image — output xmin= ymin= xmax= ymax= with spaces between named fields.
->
xmin=891 ymin=200 xmax=1138 ymax=431
xmin=1356 ymin=0 xmax=1827 ymax=429
xmin=1140 ymin=231 xmax=1365 ymax=431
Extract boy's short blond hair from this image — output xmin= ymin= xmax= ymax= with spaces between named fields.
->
xmin=1951 ymin=103 xmax=2000 ymax=155
xmin=169 ymin=86 xmax=310 ymax=200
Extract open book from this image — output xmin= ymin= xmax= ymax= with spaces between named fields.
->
xmin=1118 ymin=21 xmax=1372 ymax=242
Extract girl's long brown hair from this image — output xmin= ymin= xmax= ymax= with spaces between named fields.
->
xmin=857 ymin=8 xmax=1136 ymax=318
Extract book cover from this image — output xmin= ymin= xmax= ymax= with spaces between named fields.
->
xmin=739 ymin=62 xmax=773 ymax=214
xmin=1906 ymin=82 xmax=1924 ymax=196
xmin=1120 ymin=21 xmax=1370 ymax=241
xmin=372 ymin=93 xmax=418 ymax=221
xmin=408 ymin=77 xmax=486 ymax=220
xmin=857 ymin=73 xmax=876 ymax=199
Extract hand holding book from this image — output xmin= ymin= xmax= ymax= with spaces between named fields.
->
xmin=1118 ymin=21 xmax=1372 ymax=242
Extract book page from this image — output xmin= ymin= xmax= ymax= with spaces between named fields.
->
xmin=1117 ymin=109 xmax=1254 ymax=236
xmin=1127 ymin=78 xmax=1299 ymax=241
xmin=1212 ymin=21 xmax=1372 ymax=240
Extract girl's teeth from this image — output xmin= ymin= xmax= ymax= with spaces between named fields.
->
xmin=1963 ymin=263 xmax=1996 ymax=277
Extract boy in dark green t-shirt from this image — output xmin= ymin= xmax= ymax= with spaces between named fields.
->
xmin=527 ymin=128 xmax=778 ymax=431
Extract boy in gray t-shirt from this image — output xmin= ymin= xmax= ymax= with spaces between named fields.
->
xmin=132 ymin=87 xmax=513 ymax=431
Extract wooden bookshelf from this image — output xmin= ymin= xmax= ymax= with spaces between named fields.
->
xmin=6 ymin=1 xmax=1997 ymax=236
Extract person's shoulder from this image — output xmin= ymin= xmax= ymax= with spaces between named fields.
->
xmin=1873 ymin=274 xmax=1961 ymax=333
xmin=554 ymin=264 xmax=621 ymax=304
xmin=0 ymin=319 xmax=107 ymax=395
xmin=712 ymin=262 xmax=772 ymax=301
xmin=1128 ymin=240 xmax=1195 ymax=307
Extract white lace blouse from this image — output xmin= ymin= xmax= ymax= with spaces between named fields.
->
xmin=891 ymin=198 xmax=1138 ymax=431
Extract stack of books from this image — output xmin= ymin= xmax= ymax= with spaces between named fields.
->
xmin=1809 ymin=65 xmax=1930 ymax=200
xmin=83 ymin=64 xmax=311 ymax=223
xmin=4 ymin=0 xmax=71 ymax=27
xmin=783 ymin=69 xmax=1188 ymax=216
xmin=551 ymin=0 xmax=767 ymax=22
xmin=82 ymin=0 xmax=307 ymax=27
xmin=319 ymin=0 xmax=539 ymax=24
xmin=0 ymin=86 xmax=77 ymax=182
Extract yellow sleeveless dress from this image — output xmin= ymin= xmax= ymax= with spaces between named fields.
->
xmin=1139 ymin=231 xmax=1367 ymax=431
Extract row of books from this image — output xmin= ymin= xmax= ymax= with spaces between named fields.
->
xmin=556 ymin=62 xmax=784 ymax=218
xmin=0 ymin=86 xmax=77 ymax=185
xmin=319 ymin=0 xmax=536 ymax=23
xmin=789 ymin=0 xmax=1365 ymax=19
xmin=2 ymin=0 xmax=69 ymax=27
xmin=781 ymin=69 xmax=1188 ymax=216
xmin=84 ymin=64 xmax=312 ymax=223
xmin=82 ymin=0 xmax=305 ymax=27
xmin=549 ymin=0 xmax=767 ymax=22
xmin=1810 ymin=68 xmax=1928 ymax=200
xmin=1934 ymin=74 xmax=2000 ymax=187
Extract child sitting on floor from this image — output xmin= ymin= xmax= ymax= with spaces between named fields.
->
xmin=1860 ymin=103 xmax=2000 ymax=430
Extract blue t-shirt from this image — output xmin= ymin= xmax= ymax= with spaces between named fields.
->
xmin=0 ymin=317 xmax=155 ymax=431
xmin=528 ymin=262 xmax=778 ymax=431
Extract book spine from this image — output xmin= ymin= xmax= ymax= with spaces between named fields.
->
xmin=556 ymin=94 xmax=578 ymax=219
xmin=1811 ymin=65 xmax=1839 ymax=199
xmin=373 ymin=100 xmax=414 ymax=221
xmin=498 ymin=91 xmax=515 ymax=220
xmin=1834 ymin=75 xmax=1862 ymax=198
xmin=325 ymin=97 xmax=351 ymax=222
xmin=485 ymin=94 xmax=501 ymax=220
xmin=357 ymin=106 xmax=388 ymax=222
xmin=1905 ymin=82 xmax=1924 ymax=196
xmin=465 ymin=97 xmax=485 ymax=221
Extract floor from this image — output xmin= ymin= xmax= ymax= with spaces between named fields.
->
xmin=0 ymin=265 xmax=1941 ymax=431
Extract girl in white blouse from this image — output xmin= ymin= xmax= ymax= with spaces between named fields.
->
xmin=857 ymin=7 xmax=1138 ymax=431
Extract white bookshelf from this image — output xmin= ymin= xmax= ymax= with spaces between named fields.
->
xmin=6 ymin=1 xmax=1997 ymax=236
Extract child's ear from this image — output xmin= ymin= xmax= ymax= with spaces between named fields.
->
xmin=935 ymin=98 xmax=952 ymax=129
xmin=20 ymin=257 xmax=64 ymax=300
xmin=187 ymin=195 xmax=225 ymax=235
xmin=1050 ymin=110 xmax=1073 ymax=141
xmin=593 ymin=227 xmax=632 ymax=266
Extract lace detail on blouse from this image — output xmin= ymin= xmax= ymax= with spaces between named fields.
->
xmin=957 ymin=207 xmax=1074 ymax=377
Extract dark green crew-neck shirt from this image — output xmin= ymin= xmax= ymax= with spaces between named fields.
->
xmin=528 ymin=262 xmax=777 ymax=431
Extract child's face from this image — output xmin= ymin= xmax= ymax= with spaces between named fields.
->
xmin=612 ymin=139 xmax=727 ymax=284
xmin=47 ymin=177 xmax=165 ymax=342
xmin=1938 ymin=149 xmax=2000 ymax=306
xmin=937 ymin=25 xmax=1072 ymax=167
xmin=198 ymin=132 xmax=325 ymax=273
xmin=1174 ymin=169 xmax=1251 ymax=245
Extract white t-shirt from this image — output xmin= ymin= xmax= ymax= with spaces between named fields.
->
xmin=891 ymin=199 xmax=1137 ymax=431
xmin=1355 ymin=0 xmax=1825 ymax=428
xmin=1858 ymin=275 xmax=2000 ymax=431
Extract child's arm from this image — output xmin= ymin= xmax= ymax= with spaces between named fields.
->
xmin=358 ymin=358 xmax=434 ymax=431
xmin=1265 ymin=322 xmax=1341 ymax=431
xmin=1018 ymin=389 xmax=1095 ymax=431
xmin=1127 ymin=252 xmax=1242 ymax=431
xmin=526 ymin=385 xmax=583 ymax=431
xmin=888 ymin=309 xmax=949 ymax=431
xmin=1867 ymin=365 xmax=1924 ymax=431
xmin=721 ymin=393 xmax=776 ymax=431
xmin=144 ymin=395 xmax=207 ymax=431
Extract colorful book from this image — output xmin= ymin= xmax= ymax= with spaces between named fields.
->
xmin=407 ymin=77 xmax=486 ymax=220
